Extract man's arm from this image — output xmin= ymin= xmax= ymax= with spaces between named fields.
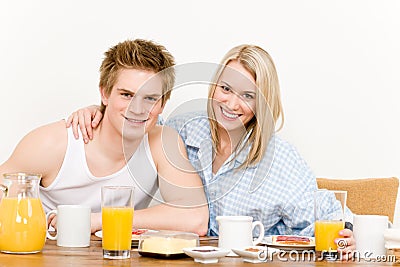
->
xmin=133 ymin=126 xmax=209 ymax=236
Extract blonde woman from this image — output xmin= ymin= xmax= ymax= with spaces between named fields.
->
xmin=68 ymin=44 xmax=355 ymax=256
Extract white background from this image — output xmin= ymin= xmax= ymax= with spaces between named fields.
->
xmin=1 ymin=0 xmax=399 ymax=224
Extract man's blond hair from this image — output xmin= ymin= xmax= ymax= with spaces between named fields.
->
xmin=99 ymin=39 xmax=175 ymax=113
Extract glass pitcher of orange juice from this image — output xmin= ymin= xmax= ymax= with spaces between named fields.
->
xmin=0 ymin=173 xmax=47 ymax=254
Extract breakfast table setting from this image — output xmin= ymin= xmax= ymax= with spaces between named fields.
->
xmin=0 ymin=233 xmax=398 ymax=267
xmin=0 ymin=174 xmax=399 ymax=266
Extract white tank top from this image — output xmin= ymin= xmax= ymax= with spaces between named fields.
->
xmin=40 ymin=127 xmax=158 ymax=213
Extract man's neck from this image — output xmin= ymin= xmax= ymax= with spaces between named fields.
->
xmin=96 ymin=122 xmax=143 ymax=160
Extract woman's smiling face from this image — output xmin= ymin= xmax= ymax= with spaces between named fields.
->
xmin=212 ymin=60 xmax=257 ymax=133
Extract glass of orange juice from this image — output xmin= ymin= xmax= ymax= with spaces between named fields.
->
xmin=314 ymin=190 xmax=347 ymax=261
xmin=101 ymin=186 xmax=134 ymax=259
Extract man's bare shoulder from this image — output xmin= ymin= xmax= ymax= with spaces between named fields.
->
xmin=147 ymin=125 xmax=191 ymax=170
xmin=23 ymin=120 xmax=67 ymax=143
xmin=148 ymin=125 xmax=180 ymax=147
xmin=0 ymin=120 xmax=68 ymax=177
xmin=16 ymin=120 xmax=67 ymax=154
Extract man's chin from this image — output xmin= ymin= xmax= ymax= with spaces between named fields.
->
xmin=122 ymin=128 xmax=146 ymax=141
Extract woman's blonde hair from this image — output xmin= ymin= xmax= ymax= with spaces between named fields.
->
xmin=207 ymin=44 xmax=284 ymax=168
xmin=99 ymin=39 xmax=175 ymax=113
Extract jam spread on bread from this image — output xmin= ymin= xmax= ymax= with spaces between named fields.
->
xmin=132 ymin=229 xmax=148 ymax=235
xmin=274 ymin=235 xmax=311 ymax=245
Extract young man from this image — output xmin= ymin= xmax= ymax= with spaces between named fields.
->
xmin=0 ymin=39 xmax=208 ymax=235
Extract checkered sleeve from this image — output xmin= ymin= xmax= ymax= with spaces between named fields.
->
xmin=279 ymin=145 xmax=318 ymax=237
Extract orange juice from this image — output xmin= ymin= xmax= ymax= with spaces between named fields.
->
xmin=314 ymin=220 xmax=344 ymax=251
xmin=102 ymin=207 xmax=134 ymax=250
xmin=0 ymin=197 xmax=47 ymax=253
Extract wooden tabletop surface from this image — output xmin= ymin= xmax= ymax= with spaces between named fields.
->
xmin=0 ymin=235 xmax=396 ymax=266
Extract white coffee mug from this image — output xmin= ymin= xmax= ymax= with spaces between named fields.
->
xmin=46 ymin=205 xmax=91 ymax=247
xmin=216 ymin=216 xmax=265 ymax=256
xmin=353 ymin=214 xmax=388 ymax=258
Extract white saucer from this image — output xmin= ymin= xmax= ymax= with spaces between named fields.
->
xmin=183 ymin=246 xmax=230 ymax=264
xmin=232 ymin=246 xmax=280 ymax=263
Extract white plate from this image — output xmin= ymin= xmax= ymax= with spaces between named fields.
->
xmin=231 ymin=246 xmax=279 ymax=263
xmin=261 ymin=235 xmax=315 ymax=250
xmin=94 ymin=230 xmax=102 ymax=238
xmin=384 ymin=228 xmax=400 ymax=249
xmin=183 ymin=246 xmax=230 ymax=264
xmin=94 ymin=229 xmax=156 ymax=240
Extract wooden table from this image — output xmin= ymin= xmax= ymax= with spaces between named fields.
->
xmin=0 ymin=235 xmax=396 ymax=266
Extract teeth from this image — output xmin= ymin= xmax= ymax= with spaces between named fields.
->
xmin=125 ymin=117 xmax=147 ymax=123
xmin=221 ymin=108 xmax=239 ymax=119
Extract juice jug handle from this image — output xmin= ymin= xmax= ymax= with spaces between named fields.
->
xmin=0 ymin=184 xmax=7 ymax=199
xmin=0 ymin=184 xmax=7 ymax=193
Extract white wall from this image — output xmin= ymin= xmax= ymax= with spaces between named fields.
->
xmin=1 ymin=0 xmax=399 ymax=223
